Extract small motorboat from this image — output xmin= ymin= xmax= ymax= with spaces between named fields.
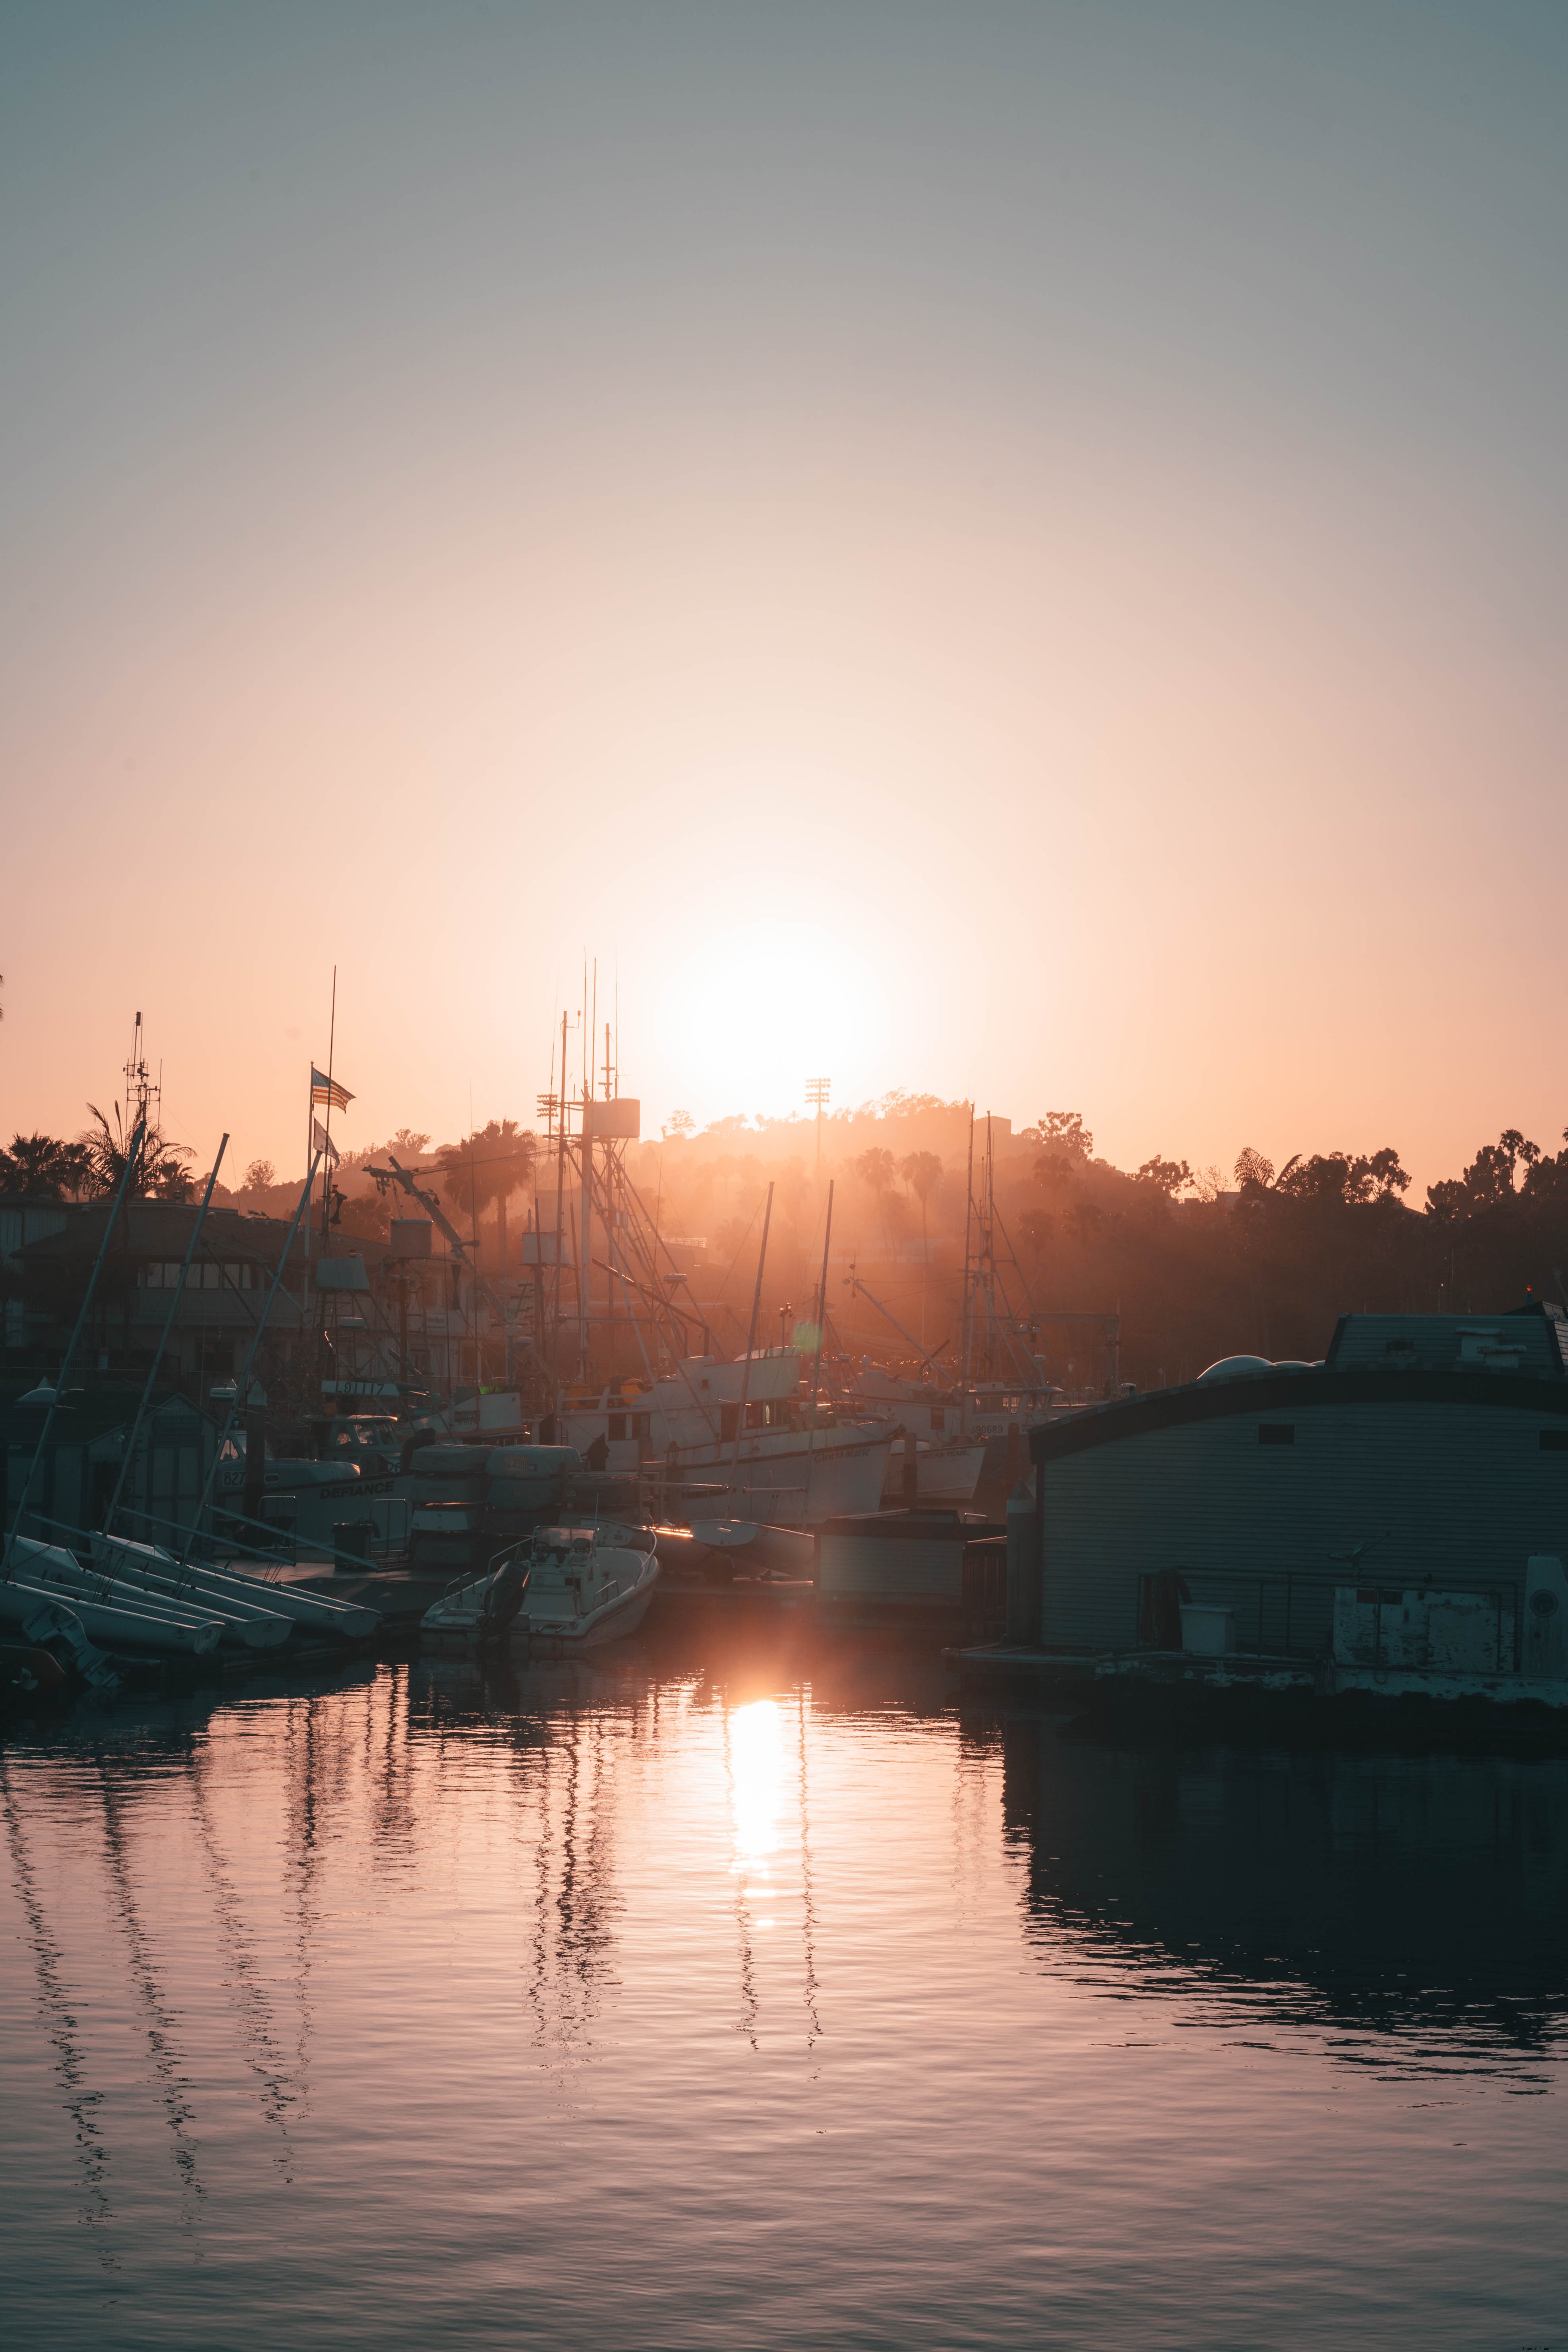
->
xmin=514 ymin=1524 xmax=660 ymax=1653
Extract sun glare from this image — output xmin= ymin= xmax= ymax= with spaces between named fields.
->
xmin=656 ymin=920 xmax=890 ymax=1124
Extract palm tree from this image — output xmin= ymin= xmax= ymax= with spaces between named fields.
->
xmin=854 ymin=1147 xmax=897 ymax=1251
xmin=899 ymin=1151 xmax=943 ymax=1344
xmin=438 ymin=1118 xmax=536 ymax=1268
xmin=0 ymin=1132 xmax=94 ymax=1199
xmin=78 ymin=1103 xmax=195 ymax=1200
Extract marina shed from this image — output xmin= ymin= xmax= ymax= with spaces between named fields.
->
xmin=1027 ymin=1303 xmax=1568 ymax=1658
xmin=2 ymin=1390 xmax=220 ymax=1550
xmin=816 ymin=1508 xmax=1006 ymax=1619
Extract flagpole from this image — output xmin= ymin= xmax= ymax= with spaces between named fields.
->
xmin=321 ymin=964 xmax=337 ymax=1248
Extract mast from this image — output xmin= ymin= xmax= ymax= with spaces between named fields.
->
xmin=959 ymin=1105 xmax=975 ymax=1428
xmin=319 ymin=966 xmax=337 ymax=1250
xmin=578 ymin=1095 xmax=593 ymax=1379
xmin=5 ymin=1111 xmax=148 ymax=1567
xmin=101 ymin=1136 xmax=229 ymax=1541
xmin=802 ymin=1180 xmax=834 ymax=1521
xmin=727 ymin=1182 xmax=774 ymax=1506
xmin=177 ymin=1147 xmax=323 ymax=1570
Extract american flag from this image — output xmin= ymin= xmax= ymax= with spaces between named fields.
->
xmin=310 ymin=1065 xmax=353 ymax=1112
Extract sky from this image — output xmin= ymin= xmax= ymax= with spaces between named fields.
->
xmin=2 ymin=0 xmax=1565 ymax=1190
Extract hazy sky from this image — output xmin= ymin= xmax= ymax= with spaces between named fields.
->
xmin=2 ymin=1 xmax=1564 ymax=1188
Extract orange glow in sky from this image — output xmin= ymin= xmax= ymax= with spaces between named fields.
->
xmin=2 ymin=6 xmax=1565 ymax=1189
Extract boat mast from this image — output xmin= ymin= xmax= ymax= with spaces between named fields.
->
xmin=727 ymin=1182 xmax=774 ymax=1506
xmin=801 ymin=1180 xmax=834 ymax=1521
xmin=578 ymin=963 xmax=593 ymax=1380
xmin=5 ymin=1110 xmax=148 ymax=1568
xmin=177 ymin=1147 xmax=324 ymax=1570
xmin=100 ymin=1136 xmax=229 ymax=1542
xmin=959 ymin=1105 xmax=975 ymax=1428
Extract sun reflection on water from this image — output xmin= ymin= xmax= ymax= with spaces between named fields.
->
xmin=728 ymin=1699 xmax=783 ymax=1926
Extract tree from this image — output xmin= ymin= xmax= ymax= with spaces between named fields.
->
xmin=392 ymin=1128 xmax=431 ymax=1155
xmin=1036 ymin=1112 xmax=1094 ymax=1161
xmin=77 ymin=1103 xmax=195 ymax=1199
xmin=854 ymin=1147 xmax=898 ymax=1246
xmin=241 ymin=1158 xmax=277 ymax=1193
xmin=899 ymin=1152 xmax=942 ymax=1238
xmin=0 ymin=1132 xmax=93 ymax=1199
xmin=437 ymin=1119 xmax=536 ymax=1266
xmin=899 ymin=1149 xmax=943 ymax=1342
xmin=663 ymin=1110 xmax=695 ymax=1140
xmin=1233 ymin=1146 xmax=1275 ymax=1191
xmin=1135 ymin=1156 xmax=1194 ymax=1197
xmin=1426 ymin=1129 xmax=1539 ymax=1219
xmin=1276 ymin=1149 xmax=1410 ymax=1207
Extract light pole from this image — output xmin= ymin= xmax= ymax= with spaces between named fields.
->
xmin=806 ymin=1076 xmax=830 ymax=1172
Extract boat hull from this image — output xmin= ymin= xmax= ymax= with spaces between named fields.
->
xmin=526 ymin=1572 xmax=659 ymax=1653
xmin=879 ymin=1442 xmax=988 ymax=1506
xmin=675 ymin=1437 xmax=892 ymax=1524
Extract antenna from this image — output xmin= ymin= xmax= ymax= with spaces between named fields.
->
xmin=122 ymin=1009 xmax=160 ymax=1144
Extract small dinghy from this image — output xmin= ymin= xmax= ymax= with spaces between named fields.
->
xmin=420 ymin=1550 xmax=533 ymax=1650
xmin=688 ymin=1519 xmax=816 ymax=1579
xmin=0 ymin=1543 xmax=226 ymax=1656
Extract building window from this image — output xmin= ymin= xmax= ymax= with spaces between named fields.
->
xmin=608 ymin=1414 xmax=627 ymax=1441
xmin=632 ymin=1414 xmax=651 ymax=1442
xmin=1539 ymin=1429 xmax=1568 ymax=1451
xmin=1258 ymin=1424 xmax=1295 ymax=1446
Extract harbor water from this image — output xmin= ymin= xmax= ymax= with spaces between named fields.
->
xmin=2 ymin=1629 xmax=1565 ymax=2350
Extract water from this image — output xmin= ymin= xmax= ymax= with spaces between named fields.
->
xmin=3 ymin=1627 xmax=1566 ymax=2351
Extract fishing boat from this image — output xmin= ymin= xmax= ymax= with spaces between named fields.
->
xmin=557 ymin=1350 xmax=893 ymax=1524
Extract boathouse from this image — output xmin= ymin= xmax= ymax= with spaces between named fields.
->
xmin=1027 ymin=1303 xmax=1568 ymax=1657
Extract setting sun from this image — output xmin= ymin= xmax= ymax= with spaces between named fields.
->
xmin=657 ymin=922 xmax=890 ymax=1125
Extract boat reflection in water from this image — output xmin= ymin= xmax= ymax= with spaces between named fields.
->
xmin=995 ymin=1707 xmax=1568 ymax=2078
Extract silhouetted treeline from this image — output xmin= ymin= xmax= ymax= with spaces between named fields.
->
xmin=7 ymin=1099 xmax=1566 ymax=1389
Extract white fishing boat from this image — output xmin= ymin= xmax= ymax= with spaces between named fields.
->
xmin=515 ymin=1524 xmax=660 ymax=1652
xmin=557 ymin=1350 xmax=893 ymax=1525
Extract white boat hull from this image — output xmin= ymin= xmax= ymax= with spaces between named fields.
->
xmin=879 ymin=1442 xmax=988 ymax=1506
xmin=0 ymin=1565 xmax=222 ymax=1656
xmin=681 ymin=1437 xmax=892 ymax=1524
xmin=527 ymin=1569 xmax=659 ymax=1652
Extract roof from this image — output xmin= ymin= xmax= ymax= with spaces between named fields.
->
xmin=1029 ymin=1362 xmax=1568 ymax=1466
xmin=1323 ymin=1302 xmax=1568 ymax=1379
xmin=15 ymin=1200 xmax=300 ymax=1264
xmin=0 ymin=1389 xmax=218 ymax=1447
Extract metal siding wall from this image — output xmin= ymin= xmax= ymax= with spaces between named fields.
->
xmin=818 ymin=1536 xmax=965 ymax=1598
xmin=1040 ymin=1400 xmax=1568 ymax=1651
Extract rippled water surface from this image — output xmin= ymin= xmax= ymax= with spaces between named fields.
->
xmin=3 ymin=1627 xmax=1566 ymax=2350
